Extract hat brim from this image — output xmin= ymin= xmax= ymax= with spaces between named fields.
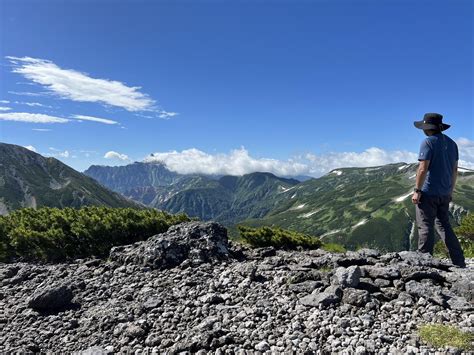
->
xmin=413 ymin=121 xmax=450 ymax=131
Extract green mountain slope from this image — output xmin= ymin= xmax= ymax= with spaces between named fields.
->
xmin=84 ymin=161 xmax=181 ymax=193
xmin=84 ymin=162 xmax=300 ymax=224
xmin=83 ymin=159 xmax=474 ymax=251
xmin=241 ymin=163 xmax=474 ymax=252
xmin=0 ymin=143 xmax=140 ymax=214
xmin=161 ymin=173 xmax=300 ymax=223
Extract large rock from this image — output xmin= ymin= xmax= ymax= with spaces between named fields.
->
xmin=450 ymin=275 xmax=474 ymax=303
xmin=110 ymin=221 xmax=230 ymax=269
xmin=404 ymin=280 xmax=447 ymax=307
xmin=333 ymin=266 xmax=361 ymax=288
xmin=299 ymin=285 xmax=342 ymax=307
xmin=342 ymin=288 xmax=370 ymax=306
xmin=27 ymin=284 xmax=74 ymax=312
xmin=362 ymin=265 xmax=401 ymax=280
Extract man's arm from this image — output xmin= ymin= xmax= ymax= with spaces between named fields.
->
xmin=450 ymin=160 xmax=458 ymax=199
xmin=412 ymin=160 xmax=430 ymax=204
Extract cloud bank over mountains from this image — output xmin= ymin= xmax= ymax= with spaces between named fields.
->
xmin=144 ymin=139 xmax=474 ymax=177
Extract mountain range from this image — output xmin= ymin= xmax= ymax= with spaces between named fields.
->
xmin=85 ymin=159 xmax=474 ymax=252
xmin=0 ymin=143 xmax=140 ymax=215
xmin=85 ymin=162 xmax=300 ymax=223
xmin=1 ymin=142 xmax=473 ymax=252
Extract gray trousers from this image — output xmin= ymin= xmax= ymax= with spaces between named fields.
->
xmin=416 ymin=194 xmax=466 ymax=267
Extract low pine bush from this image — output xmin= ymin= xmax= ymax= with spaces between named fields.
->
xmin=454 ymin=213 xmax=474 ymax=258
xmin=0 ymin=207 xmax=189 ymax=262
xmin=237 ymin=225 xmax=322 ymax=250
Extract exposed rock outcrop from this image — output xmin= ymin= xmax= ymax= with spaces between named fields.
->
xmin=0 ymin=221 xmax=473 ymax=353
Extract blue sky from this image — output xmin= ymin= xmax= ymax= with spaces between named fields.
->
xmin=0 ymin=0 xmax=473 ymax=176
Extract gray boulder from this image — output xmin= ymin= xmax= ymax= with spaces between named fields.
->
xmin=27 ymin=284 xmax=73 ymax=312
xmin=299 ymin=285 xmax=342 ymax=307
xmin=333 ymin=265 xmax=361 ymax=288
xmin=342 ymin=288 xmax=370 ymax=306
xmin=362 ymin=265 xmax=401 ymax=280
xmin=404 ymin=280 xmax=447 ymax=307
xmin=110 ymin=221 xmax=230 ymax=269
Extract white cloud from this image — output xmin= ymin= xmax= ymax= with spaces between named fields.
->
xmin=43 ymin=150 xmax=70 ymax=158
xmin=304 ymin=147 xmax=418 ymax=175
xmin=14 ymin=101 xmax=53 ymax=108
xmin=23 ymin=145 xmax=37 ymax=152
xmin=158 ymin=110 xmax=179 ymax=119
xmin=104 ymin=151 xmax=130 ymax=161
xmin=0 ymin=112 xmax=69 ymax=123
xmin=0 ymin=107 xmax=11 ymax=111
xmin=7 ymin=56 xmax=155 ymax=112
xmin=144 ymin=146 xmax=420 ymax=177
xmin=7 ymin=91 xmax=45 ymax=97
xmin=32 ymin=128 xmax=52 ymax=132
xmin=0 ymin=100 xmax=10 ymax=104
xmin=457 ymin=137 xmax=474 ymax=169
xmin=144 ymin=147 xmax=310 ymax=176
xmin=72 ymin=114 xmax=119 ymax=125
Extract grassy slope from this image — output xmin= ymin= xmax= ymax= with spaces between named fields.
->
xmin=241 ymin=163 xmax=474 ymax=252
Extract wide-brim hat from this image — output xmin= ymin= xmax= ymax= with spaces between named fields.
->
xmin=414 ymin=113 xmax=450 ymax=131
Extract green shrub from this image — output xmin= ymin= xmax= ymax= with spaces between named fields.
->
xmin=454 ymin=213 xmax=474 ymax=257
xmin=433 ymin=240 xmax=449 ymax=258
xmin=237 ymin=225 xmax=322 ymax=250
xmin=418 ymin=324 xmax=473 ymax=350
xmin=322 ymin=243 xmax=346 ymax=253
xmin=0 ymin=207 xmax=189 ymax=262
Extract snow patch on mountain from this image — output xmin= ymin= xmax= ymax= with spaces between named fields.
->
xmin=319 ymin=229 xmax=342 ymax=239
xmin=290 ymin=203 xmax=306 ymax=210
xmin=352 ymin=219 xmax=368 ymax=230
xmin=393 ymin=191 xmax=412 ymax=203
xmin=298 ymin=209 xmax=321 ymax=218
xmin=278 ymin=185 xmax=296 ymax=193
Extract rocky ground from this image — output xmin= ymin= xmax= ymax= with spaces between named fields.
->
xmin=0 ymin=221 xmax=473 ymax=354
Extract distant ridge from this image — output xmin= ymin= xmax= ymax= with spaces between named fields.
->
xmin=85 ymin=160 xmax=474 ymax=251
xmin=0 ymin=142 xmax=140 ymax=215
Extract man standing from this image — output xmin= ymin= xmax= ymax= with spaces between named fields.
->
xmin=411 ymin=113 xmax=466 ymax=267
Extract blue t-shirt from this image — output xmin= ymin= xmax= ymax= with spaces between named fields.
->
xmin=418 ymin=133 xmax=458 ymax=196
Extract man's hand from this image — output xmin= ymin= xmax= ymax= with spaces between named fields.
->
xmin=412 ymin=192 xmax=421 ymax=204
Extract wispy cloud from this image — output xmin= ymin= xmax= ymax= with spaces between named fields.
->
xmin=7 ymin=91 xmax=46 ymax=97
xmin=32 ymin=128 xmax=52 ymax=132
xmin=23 ymin=145 xmax=37 ymax=152
xmin=158 ymin=110 xmax=179 ymax=119
xmin=0 ymin=107 xmax=11 ymax=111
xmin=0 ymin=100 xmax=10 ymax=104
xmin=0 ymin=112 xmax=69 ymax=123
xmin=14 ymin=101 xmax=54 ymax=108
xmin=44 ymin=149 xmax=70 ymax=158
xmin=72 ymin=114 xmax=119 ymax=125
xmin=104 ymin=151 xmax=130 ymax=161
xmin=7 ymin=56 xmax=156 ymax=112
